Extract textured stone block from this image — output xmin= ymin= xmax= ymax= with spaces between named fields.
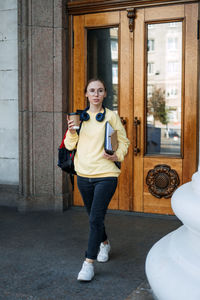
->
xmin=0 ymin=70 xmax=18 ymax=99
xmin=18 ymin=111 xmax=34 ymax=196
xmin=32 ymin=0 xmax=53 ymax=27
xmin=0 ymin=9 xmax=17 ymax=41
xmin=0 ymin=0 xmax=17 ymax=10
xmin=54 ymin=0 xmax=68 ymax=29
xmin=0 ymin=128 xmax=19 ymax=158
xmin=18 ymin=0 xmax=32 ymax=26
xmin=32 ymin=27 xmax=53 ymax=112
xmin=53 ymin=28 xmax=68 ymax=112
xmin=33 ymin=112 xmax=54 ymax=194
xmin=0 ymin=158 xmax=19 ymax=184
xmin=0 ymin=40 xmax=18 ymax=70
xmin=53 ymin=28 xmax=63 ymax=112
xmin=18 ymin=24 xmax=33 ymax=112
xmin=0 ymin=99 xmax=18 ymax=128
xmin=17 ymin=0 xmax=71 ymax=211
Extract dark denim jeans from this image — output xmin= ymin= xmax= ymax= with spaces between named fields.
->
xmin=77 ymin=175 xmax=118 ymax=260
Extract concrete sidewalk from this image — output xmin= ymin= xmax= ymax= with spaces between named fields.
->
xmin=0 ymin=206 xmax=181 ymax=300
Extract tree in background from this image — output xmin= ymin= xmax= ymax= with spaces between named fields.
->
xmin=147 ymin=87 xmax=169 ymax=126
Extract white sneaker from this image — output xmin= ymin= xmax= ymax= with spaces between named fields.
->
xmin=77 ymin=261 xmax=94 ymax=281
xmin=97 ymin=241 xmax=111 ymax=262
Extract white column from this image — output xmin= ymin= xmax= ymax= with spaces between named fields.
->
xmin=145 ymin=170 xmax=200 ymax=300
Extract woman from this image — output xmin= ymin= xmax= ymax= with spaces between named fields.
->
xmin=64 ymin=78 xmax=130 ymax=281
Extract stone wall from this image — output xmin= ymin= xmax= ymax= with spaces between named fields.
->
xmin=17 ymin=0 xmax=72 ymax=211
xmin=0 ymin=1 xmax=18 ymax=185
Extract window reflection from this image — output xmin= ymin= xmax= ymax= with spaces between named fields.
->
xmin=148 ymin=39 xmax=155 ymax=51
xmin=146 ymin=22 xmax=182 ymax=155
xmin=87 ymin=28 xmax=118 ymax=111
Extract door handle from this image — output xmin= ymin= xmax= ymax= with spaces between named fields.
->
xmin=134 ymin=117 xmax=140 ymax=155
xmin=120 ymin=117 xmax=127 ymax=126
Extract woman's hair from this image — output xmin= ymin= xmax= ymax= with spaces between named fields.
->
xmin=84 ymin=78 xmax=107 ymax=93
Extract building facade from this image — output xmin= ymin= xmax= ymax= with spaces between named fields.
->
xmin=0 ymin=0 xmax=199 ymax=214
xmin=0 ymin=1 xmax=18 ymax=205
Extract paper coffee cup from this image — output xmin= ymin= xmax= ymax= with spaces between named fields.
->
xmin=68 ymin=112 xmax=80 ymax=129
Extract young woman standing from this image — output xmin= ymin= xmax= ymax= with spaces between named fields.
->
xmin=64 ymin=78 xmax=130 ymax=281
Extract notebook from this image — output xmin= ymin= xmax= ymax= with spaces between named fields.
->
xmin=104 ymin=121 xmax=118 ymax=155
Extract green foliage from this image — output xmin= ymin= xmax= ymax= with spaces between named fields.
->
xmin=147 ymin=87 xmax=169 ymax=125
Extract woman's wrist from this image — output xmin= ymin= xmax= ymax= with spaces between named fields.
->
xmin=68 ymin=129 xmax=76 ymax=134
xmin=68 ymin=129 xmax=77 ymax=136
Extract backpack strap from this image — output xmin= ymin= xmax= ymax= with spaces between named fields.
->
xmin=67 ymin=120 xmax=83 ymax=190
xmin=70 ymin=173 xmax=74 ymax=191
xmin=59 ymin=130 xmax=68 ymax=149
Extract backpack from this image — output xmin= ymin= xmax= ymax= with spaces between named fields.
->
xmin=57 ymin=130 xmax=76 ymax=174
xmin=57 ymin=130 xmax=77 ymax=189
xmin=57 ymin=121 xmax=83 ymax=189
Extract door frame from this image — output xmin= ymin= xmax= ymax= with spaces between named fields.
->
xmin=67 ymin=0 xmax=199 ymax=214
xmin=133 ymin=4 xmax=198 ymax=214
xmin=67 ymin=0 xmax=199 ymax=15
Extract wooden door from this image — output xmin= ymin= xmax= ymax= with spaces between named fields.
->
xmin=72 ymin=3 xmax=198 ymax=214
xmin=133 ymin=3 xmax=198 ymax=214
xmin=72 ymin=11 xmax=134 ymax=210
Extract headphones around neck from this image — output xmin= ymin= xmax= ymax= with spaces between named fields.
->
xmin=80 ymin=105 xmax=106 ymax=122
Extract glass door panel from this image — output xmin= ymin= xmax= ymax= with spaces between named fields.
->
xmin=133 ymin=4 xmax=198 ymax=215
xmin=73 ymin=11 xmax=133 ymax=211
xmin=87 ymin=27 xmax=119 ymax=111
xmin=146 ymin=22 xmax=182 ymax=156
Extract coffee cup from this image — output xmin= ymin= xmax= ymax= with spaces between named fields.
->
xmin=68 ymin=112 xmax=80 ymax=129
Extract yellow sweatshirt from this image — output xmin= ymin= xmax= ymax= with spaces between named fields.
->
xmin=64 ymin=108 xmax=130 ymax=178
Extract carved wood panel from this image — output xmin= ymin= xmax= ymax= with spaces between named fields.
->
xmin=146 ymin=164 xmax=180 ymax=199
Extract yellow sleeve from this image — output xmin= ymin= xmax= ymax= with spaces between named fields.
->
xmin=64 ymin=130 xmax=79 ymax=151
xmin=110 ymin=113 xmax=130 ymax=162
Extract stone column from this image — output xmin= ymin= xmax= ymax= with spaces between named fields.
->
xmin=18 ymin=0 xmax=72 ymax=211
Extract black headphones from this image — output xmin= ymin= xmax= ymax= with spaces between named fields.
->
xmin=80 ymin=105 xmax=106 ymax=122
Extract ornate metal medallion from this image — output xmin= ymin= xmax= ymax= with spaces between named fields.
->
xmin=146 ymin=164 xmax=180 ymax=199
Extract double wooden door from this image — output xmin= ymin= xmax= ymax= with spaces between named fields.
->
xmin=71 ymin=3 xmax=198 ymax=214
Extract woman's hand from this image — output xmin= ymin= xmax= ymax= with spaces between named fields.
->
xmin=103 ymin=150 xmax=118 ymax=162
xmin=67 ymin=116 xmax=76 ymax=134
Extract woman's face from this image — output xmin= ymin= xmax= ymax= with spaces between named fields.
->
xmin=85 ymin=80 xmax=106 ymax=107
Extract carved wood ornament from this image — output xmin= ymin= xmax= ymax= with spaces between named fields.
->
xmin=146 ymin=164 xmax=180 ymax=199
xmin=127 ymin=8 xmax=136 ymax=32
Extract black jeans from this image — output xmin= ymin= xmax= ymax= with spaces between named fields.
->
xmin=77 ymin=175 xmax=118 ymax=260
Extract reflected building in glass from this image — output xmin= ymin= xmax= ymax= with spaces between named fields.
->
xmin=146 ymin=22 xmax=182 ymax=155
xmin=87 ymin=27 xmax=119 ymax=112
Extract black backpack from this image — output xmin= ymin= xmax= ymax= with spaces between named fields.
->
xmin=57 ymin=129 xmax=77 ymax=189
xmin=57 ymin=130 xmax=76 ymax=174
xmin=57 ymin=120 xmax=83 ymax=188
